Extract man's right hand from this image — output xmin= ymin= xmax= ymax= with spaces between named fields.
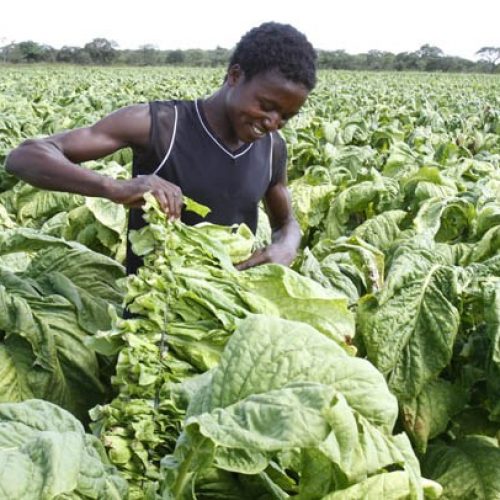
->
xmin=108 ymin=175 xmax=183 ymax=220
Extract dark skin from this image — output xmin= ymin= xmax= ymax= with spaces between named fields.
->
xmin=6 ymin=65 xmax=308 ymax=270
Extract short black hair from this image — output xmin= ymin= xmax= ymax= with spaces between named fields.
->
xmin=229 ymin=22 xmax=317 ymax=90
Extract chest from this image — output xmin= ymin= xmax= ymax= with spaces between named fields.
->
xmin=162 ymin=130 xmax=272 ymax=209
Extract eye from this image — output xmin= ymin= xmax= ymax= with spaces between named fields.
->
xmin=259 ymin=99 xmax=276 ymax=112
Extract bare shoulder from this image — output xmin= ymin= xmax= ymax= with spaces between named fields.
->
xmin=90 ymin=103 xmax=152 ymax=148
xmin=33 ymin=103 xmax=155 ymax=163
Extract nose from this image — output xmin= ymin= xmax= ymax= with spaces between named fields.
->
xmin=263 ymin=111 xmax=284 ymax=131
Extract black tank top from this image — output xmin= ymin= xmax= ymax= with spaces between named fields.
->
xmin=127 ymin=100 xmax=287 ymax=274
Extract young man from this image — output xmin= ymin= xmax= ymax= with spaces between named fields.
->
xmin=6 ymin=22 xmax=317 ymax=274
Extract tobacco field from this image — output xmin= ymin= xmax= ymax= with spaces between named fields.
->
xmin=0 ymin=67 xmax=499 ymax=499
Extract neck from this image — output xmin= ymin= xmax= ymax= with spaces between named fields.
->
xmin=202 ymin=89 xmax=243 ymax=150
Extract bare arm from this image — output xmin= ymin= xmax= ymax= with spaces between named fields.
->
xmin=6 ymin=105 xmax=149 ymax=195
xmin=235 ymin=131 xmax=300 ymax=270
xmin=266 ymin=181 xmax=301 ymax=254
xmin=5 ymin=104 xmax=183 ymax=217
xmin=235 ymin=181 xmax=301 ymax=270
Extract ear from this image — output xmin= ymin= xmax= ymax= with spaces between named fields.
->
xmin=226 ymin=64 xmax=245 ymax=86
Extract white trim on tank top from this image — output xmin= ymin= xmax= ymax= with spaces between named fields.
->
xmin=152 ymin=104 xmax=179 ymax=175
xmin=269 ymin=132 xmax=274 ymax=182
xmin=194 ymin=100 xmax=255 ymax=160
xmin=151 ymin=103 xmax=273 ymax=180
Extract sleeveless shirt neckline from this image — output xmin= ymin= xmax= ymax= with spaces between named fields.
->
xmin=194 ymin=99 xmax=254 ymax=159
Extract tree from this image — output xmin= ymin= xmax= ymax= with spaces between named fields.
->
xmin=317 ymin=50 xmax=355 ymax=70
xmin=139 ymin=44 xmax=159 ymax=65
xmin=416 ymin=44 xmax=444 ymax=59
xmin=39 ymin=44 xmax=57 ymax=63
xmin=84 ymin=38 xmax=118 ymax=65
xmin=209 ymin=46 xmax=229 ymax=67
xmin=57 ymin=46 xmax=92 ymax=64
xmin=394 ymin=51 xmax=420 ymax=71
xmin=415 ymin=44 xmax=444 ymax=71
xmin=183 ymin=49 xmax=208 ymax=66
xmin=476 ymin=47 xmax=500 ymax=72
xmin=0 ymin=42 xmax=16 ymax=63
xmin=166 ymin=49 xmax=185 ymax=65
xmin=366 ymin=50 xmax=395 ymax=70
xmin=17 ymin=41 xmax=46 ymax=62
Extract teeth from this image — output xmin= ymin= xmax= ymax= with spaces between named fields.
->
xmin=252 ymin=125 xmax=265 ymax=135
xmin=252 ymin=125 xmax=264 ymax=136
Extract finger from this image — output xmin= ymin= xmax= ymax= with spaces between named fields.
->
xmin=171 ymin=188 xmax=183 ymax=219
xmin=148 ymin=176 xmax=182 ymax=219
xmin=165 ymin=191 xmax=178 ymax=221
xmin=154 ymin=191 xmax=170 ymax=216
xmin=235 ymin=250 xmax=267 ymax=271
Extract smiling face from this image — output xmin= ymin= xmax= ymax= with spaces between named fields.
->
xmin=224 ymin=66 xmax=309 ymax=143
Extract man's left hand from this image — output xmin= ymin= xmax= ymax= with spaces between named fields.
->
xmin=235 ymin=243 xmax=296 ymax=271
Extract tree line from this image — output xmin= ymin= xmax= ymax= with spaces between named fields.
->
xmin=1 ymin=38 xmax=499 ymax=73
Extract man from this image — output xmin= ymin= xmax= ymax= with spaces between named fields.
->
xmin=6 ymin=22 xmax=317 ymax=274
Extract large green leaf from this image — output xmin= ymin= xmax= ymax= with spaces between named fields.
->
xmin=162 ymin=316 xmax=424 ymax=498
xmin=402 ymin=379 xmax=467 ymax=453
xmin=414 ymin=196 xmax=475 ymax=242
xmin=352 ymin=209 xmax=407 ymax=252
xmin=321 ymin=471 xmax=417 ymax=500
xmin=325 ymin=179 xmax=386 ymax=239
xmin=241 ymin=264 xmax=355 ymax=346
xmin=296 ymin=247 xmax=359 ymax=304
xmin=191 ymin=316 xmax=395 ymax=429
xmin=422 ymin=436 xmax=500 ymax=499
xmin=358 ymin=245 xmax=465 ymax=400
xmin=0 ymin=399 xmax=127 ymax=500
xmin=0 ymin=280 xmax=107 ymax=420
xmin=0 ymin=233 xmax=124 ymax=420
xmin=485 ymin=281 xmax=500 ymax=421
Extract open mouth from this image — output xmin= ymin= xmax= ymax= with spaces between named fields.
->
xmin=251 ymin=124 xmax=266 ymax=138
